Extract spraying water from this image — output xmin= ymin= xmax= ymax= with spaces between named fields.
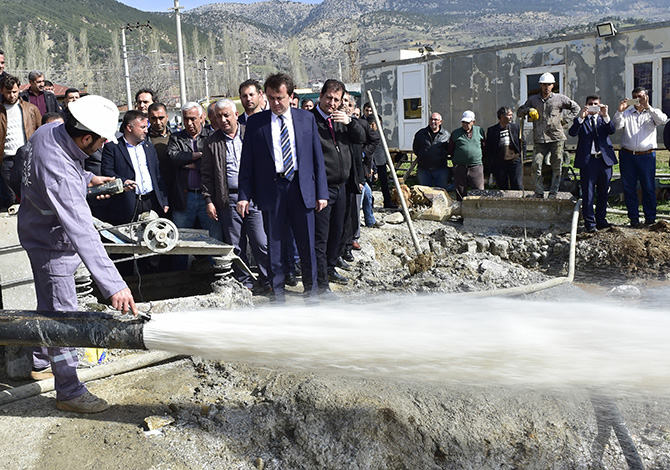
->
xmin=142 ymin=294 xmax=670 ymax=393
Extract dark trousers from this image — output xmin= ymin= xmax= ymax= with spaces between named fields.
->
xmin=619 ymin=150 xmax=656 ymax=223
xmin=453 ymin=164 xmax=485 ymax=200
xmin=218 ymin=194 xmax=269 ymax=289
xmin=494 ymin=157 xmax=523 ymax=190
xmin=1 ymin=156 xmax=16 ymax=207
xmin=579 ymin=156 xmax=612 ymax=230
xmin=263 ymin=176 xmax=317 ymax=301
xmin=314 ymin=184 xmax=347 ymax=287
xmin=340 ymin=190 xmax=359 ymax=256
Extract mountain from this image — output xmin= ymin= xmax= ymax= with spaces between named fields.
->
xmin=0 ymin=0 xmax=668 ymax=105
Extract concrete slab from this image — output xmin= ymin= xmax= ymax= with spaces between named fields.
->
xmin=461 ymin=190 xmax=577 ymax=232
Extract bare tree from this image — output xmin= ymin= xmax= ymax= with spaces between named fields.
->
xmin=67 ymin=32 xmax=79 ymax=89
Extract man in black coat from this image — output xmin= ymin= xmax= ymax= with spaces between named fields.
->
xmin=311 ymin=79 xmax=365 ymax=289
xmin=485 ymin=106 xmax=524 ymax=190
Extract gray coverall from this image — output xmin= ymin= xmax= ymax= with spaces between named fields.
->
xmin=17 ymin=122 xmax=127 ymax=401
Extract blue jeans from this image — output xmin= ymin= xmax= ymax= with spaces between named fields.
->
xmin=362 ymin=182 xmax=376 ymax=226
xmin=417 ymin=166 xmax=450 ymax=190
xmin=172 ymin=191 xmax=214 ymax=270
xmin=172 ymin=191 xmax=214 ymax=231
xmin=619 ymin=150 xmax=656 ymax=223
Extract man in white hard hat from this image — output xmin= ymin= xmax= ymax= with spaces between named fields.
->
xmin=17 ymin=94 xmax=138 ymax=414
xmin=517 ymin=72 xmax=580 ymax=198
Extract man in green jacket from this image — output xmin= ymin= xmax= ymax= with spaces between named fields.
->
xmin=448 ymin=110 xmax=486 ymax=200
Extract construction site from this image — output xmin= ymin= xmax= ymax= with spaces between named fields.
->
xmin=2 ymin=174 xmax=670 ymax=469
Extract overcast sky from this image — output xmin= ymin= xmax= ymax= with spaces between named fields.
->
xmin=117 ymin=0 xmax=321 ymax=12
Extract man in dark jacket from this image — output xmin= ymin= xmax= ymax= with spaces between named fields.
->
xmin=19 ymin=71 xmax=60 ymax=116
xmin=311 ymin=79 xmax=365 ymax=289
xmin=412 ymin=112 xmax=451 ymax=190
xmin=201 ymin=98 xmax=270 ymax=292
xmin=485 ymin=107 xmax=524 ymax=190
xmin=167 ymin=102 xmax=214 ymax=231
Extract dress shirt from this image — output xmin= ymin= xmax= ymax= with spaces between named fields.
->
xmin=577 ymin=115 xmax=610 ymax=154
xmin=271 ymin=111 xmax=297 ymax=173
xmin=224 ymin=130 xmax=242 ymax=189
xmin=125 ymin=140 xmax=154 ymax=195
xmin=26 ymin=90 xmax=47 ymax=116
xmin=613 ymin=106 xmax=668 ymax=152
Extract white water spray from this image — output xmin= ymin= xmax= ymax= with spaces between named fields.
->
xmin=142 ymin=295 xmax=670 ymax=392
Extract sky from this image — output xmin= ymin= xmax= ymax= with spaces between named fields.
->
xmin=117 ymin=0 xmax=321 ymax=12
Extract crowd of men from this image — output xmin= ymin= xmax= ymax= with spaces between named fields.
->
xmin=412 ymin=71 xmax=670 ymax=232
xmin=1 ymin=64 xmax=391 ymax=299
xmin=3 ymin=50 xmax=670 ymax=414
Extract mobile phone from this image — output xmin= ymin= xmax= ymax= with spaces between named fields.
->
xmin=587 ymin=105 xmax=600 ymax=113
xmin=626 ymin=98 xmax=640 ymax=106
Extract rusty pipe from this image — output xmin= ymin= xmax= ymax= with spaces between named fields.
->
xmin=0 ymin=310 xmax=147 ymax=350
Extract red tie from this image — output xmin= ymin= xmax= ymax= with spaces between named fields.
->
xmin=326 ymin=116 xmax=337 ymax=144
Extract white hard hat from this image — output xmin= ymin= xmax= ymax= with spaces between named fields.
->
xmin=538 ymin=72 xmax=556 ymax=84
xmin=68 ymin=95 xmax=120 ymax=144
xmin=461 ymin=110 xmax=475 ymax=122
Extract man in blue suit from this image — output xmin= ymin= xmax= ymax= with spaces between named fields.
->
xmin=101 ymin=109 xmax=169 ymax=226
xmin=237 ymin=73 xmax=328 ymax=302
xmin=568 ymin=95 xmax=616 ymax=233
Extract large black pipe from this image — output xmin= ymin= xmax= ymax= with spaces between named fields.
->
xmin=0 ymin=310 xmax=147 ymax=350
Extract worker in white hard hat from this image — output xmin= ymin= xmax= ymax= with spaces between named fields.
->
xmin=517 ymin=72 xmax=580 ymax=198
xmin=17 ymin=94 xmax=138 ymax=414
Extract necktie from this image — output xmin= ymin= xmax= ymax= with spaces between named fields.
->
xmin=326 ymin=116 xmax=337 ymax=144
xmin=279 ymin=115 xmax=294 ymax=181
xmin=591 ymin=116 xmax=600 ymax=153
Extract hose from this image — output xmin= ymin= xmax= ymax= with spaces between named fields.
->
xmin=460 ymin=198 xmax=581 ymax=297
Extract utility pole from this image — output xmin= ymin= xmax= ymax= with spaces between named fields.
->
xmin=121 ymin=21 xmax=152 ymax=111
xmin=243 ymin=52 xmax=251 ymax=80
xmin=344 ymin=38 xmax=359 ymax=84
xmin=170 ymin=0 xmax=187 ymax=106
xmin=197 ymin=56 xmax=211 ymax=104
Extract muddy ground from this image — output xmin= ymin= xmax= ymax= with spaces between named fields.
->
xmin=3 ymin=197 xmax=670 ymax=470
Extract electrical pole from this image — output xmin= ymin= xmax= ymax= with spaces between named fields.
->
xmin=243 ymin=52 xmax=251 ymax=80
xmin=121 ymin=27 xmax=132 ymax=110
xmin=121 ymin=21 xmax=152 ymax=111
xmin=344 ymin=39 xmax=359 ymax=84
xmin=170 ymin=0 xmax=187 ymax=106
xmin=198 ymin=56 xmax=211 ymax=104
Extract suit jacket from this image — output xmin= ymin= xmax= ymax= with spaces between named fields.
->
xmin=167 ymin=127 xmax=213 ymax=210
xmin=568 ymin=116 xmax=617 ymax=169
xmin=664 ymin=122 xmax=670 ymax=152
xmin=239 ymin=108 xmax=328 ymax=211
xmin=100 ymin=137 xmax=168 ymax=225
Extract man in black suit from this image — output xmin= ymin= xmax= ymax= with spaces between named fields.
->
xmin=568 ymin=95 xmax=617 ymax=232
xmin=100 ymin=110 xmax=169 ymax=225
xmin=237 ymin=73 xmax=328 ymax=302
xmin=485 ymin=107 xmax=524 ymax=190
